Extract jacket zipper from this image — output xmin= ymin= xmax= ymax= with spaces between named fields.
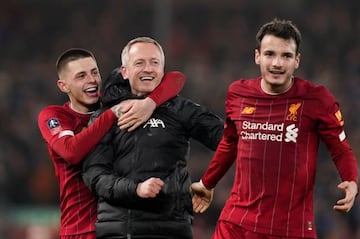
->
xmin=127 ymin=209 xmax=131 ymax=238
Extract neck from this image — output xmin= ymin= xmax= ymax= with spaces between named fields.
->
xmin=261 ymin=77 xmax=294 ymax=95
xmin=69 ymin=102 xmax=95 ymax=114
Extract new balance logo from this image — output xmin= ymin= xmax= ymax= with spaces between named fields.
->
xmin=143 ymin=118 xmax=166 ymax=128
xmin=241 ymin=107 xmax=256 ymax=114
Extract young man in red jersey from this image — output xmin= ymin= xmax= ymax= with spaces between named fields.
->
xmin=38 ymin=48 xmax=185 ymax=239
xmin=191 ymin=18 xmax=358 ymax=239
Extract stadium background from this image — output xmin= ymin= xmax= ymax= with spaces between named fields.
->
xmin=0 ymin=0 xmax=359 ymax=238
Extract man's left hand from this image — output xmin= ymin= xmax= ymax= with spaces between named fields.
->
xmin=117 ymin=98 xmax=156 ymax=131
xmin=333 ymin=180 xmax=358 ymax=213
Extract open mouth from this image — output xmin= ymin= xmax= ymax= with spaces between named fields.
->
xmin=269 ymin=70 xmax=284 ymax=75
xmin=84 ymin=87 xmax=99 ymax=96
xmin=140 ymin=76 xmax=154 ymax=81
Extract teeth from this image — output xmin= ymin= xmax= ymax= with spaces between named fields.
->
xmin=140 ymin=76 xmax=153 ymax=81
xmin=85 ymin=87 xmax=97 ymax=93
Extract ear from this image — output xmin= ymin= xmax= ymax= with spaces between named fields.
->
xmin=254 ymin=49 xmax=260 ymax=65
xmin=295 ymin=53 xmax=301 ymax=69
xmin=57 ymin=79 xmax=70 ymax=93
xmin=120 ymin=66 xmax=129 ymax=80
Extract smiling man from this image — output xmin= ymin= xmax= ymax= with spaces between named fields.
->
xmin=191 ymin=18 xmax=358 ymax=239
xmin=81 ymin=37 xmax=224 ymax=239
xmin=120 ymin=37 xmax=165 ymax=96
xmin=38 ymin=48 xmax=186 ymax=239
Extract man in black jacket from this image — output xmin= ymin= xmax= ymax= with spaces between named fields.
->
xmin=82 ymin=36 xmax=224 ymax=239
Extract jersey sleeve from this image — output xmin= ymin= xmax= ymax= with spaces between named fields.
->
xmin=317 ymin=87 xmax=358 ymax=183
xmin=148 ymin=71 xmax=186 ymax=106
xmin=201 ymin=117 xmax=238 ymax=189
xmin=38 ymin=106 xmax=117 ymax=165
xmin=201 ymin=87 xmax=239 ymax=189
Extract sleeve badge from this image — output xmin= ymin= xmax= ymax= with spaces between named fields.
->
xmin=47 ymin=118 xmax=62 ymax=135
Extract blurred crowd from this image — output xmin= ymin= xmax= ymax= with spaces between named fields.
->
xmin=0 ymin=1 xmax=359 ymax=238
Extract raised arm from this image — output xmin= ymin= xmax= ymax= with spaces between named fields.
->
xmin=118 ymin=71 xmax=186 ymax=131
xmin=38 ymin=106 xmax=122 ymax=165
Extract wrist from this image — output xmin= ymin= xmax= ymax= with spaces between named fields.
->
xmin=136 ymin=182 xmax=142 ymax=197
xmin=200 ymin=179 xmax=213 ymax=191
xmin=110 ymin=105 xmax=122 ymax=118
xmin=144 ymin=97 xmax=156 ymax=110
xmin=350 ymin=181 xmax=359 ymax=197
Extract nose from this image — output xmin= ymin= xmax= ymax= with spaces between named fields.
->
xmin=143 ymin=62 xmax=154 ymax=72
xmin=272 ymin=56 xmax=282 ymax=67
xmin=87 ymin=74 xmax=97 ymax=83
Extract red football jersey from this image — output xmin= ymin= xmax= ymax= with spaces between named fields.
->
xmin=38 ymin=102 xmax=116 ymax=236
xmin=37 ymin=71 xmax=185 ymax=237
xmin=202 ymin=77 xmax=358 ymax=238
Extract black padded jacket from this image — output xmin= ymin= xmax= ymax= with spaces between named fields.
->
xmin=82 ymin=71 xmax=223 ymax=238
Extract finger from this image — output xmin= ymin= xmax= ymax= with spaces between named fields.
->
xmin=147 ymin=191 xmax=157 ymax=198
xmin=333 ymin=204 xmax=350 ymax=212
xmin=150 ymin=178 xmax=164 ymax=189
xmin=197 ymin=200 xmax=209 ymax=213
xmin=120 ymin=102 xmax=132 ymax=113
xmin=192 ymin=197 xmax=196 ymax=206
xmin=119 ymin=120 xmax=136 ymax=130
xmin=194 ymin=206 xmax=203 ymax=213
xmin=334 ymin=199 xmax=353 ymax=212
xmin=192 ymin=195 xmax=201 ymax=205
xmin=192 ymin=196 xmax=202 ymax=211
xmin=149 ymin=187 xmax=160 ymax=196
xmin=127 ymin=122 xmax=142 ymax=132
xmin=336 ymin=197 xmax=347 ymax=205
xmin=193 ymin=202 xmax=204 ymax=213
xmin=199 ymin=204 xmax=209 ymax=213
xmin=118 ymin=115 xmax=135 ymax=126
xmin=151 ymin=184 xmax=162 ymax=193
xmin=192 ymin=197 xmax=209 ymax=213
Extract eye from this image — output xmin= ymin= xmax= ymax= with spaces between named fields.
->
xmin=283 ymin=53 xmax=293 ymax=59
xmin=151 ymin=60 xmax=160 ymax=66
xmin=134 ymin=61 xmax=144 ymax=66
xmin=76 ymin=73 xmax=86 ymax=79
xmin=91 ymin=69 xmax=99 ymax=76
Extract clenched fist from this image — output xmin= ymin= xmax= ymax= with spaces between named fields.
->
xmin=137 ymin=177 xmax=164 ymax=198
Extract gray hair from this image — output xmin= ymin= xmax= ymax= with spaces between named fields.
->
xmin=121 ymin=37 xmax=165 ymax=67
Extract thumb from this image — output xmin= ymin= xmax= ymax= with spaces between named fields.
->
xmin=337 ymin=181 xmax=348 ymax=190
xmin=190 ymin=182 xmax=203 ymax=192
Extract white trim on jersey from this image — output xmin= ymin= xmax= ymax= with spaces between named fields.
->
xmin=59 ymin=130 xmax=75 ymax=138
xmin=339 ymin=130 xmax=346 ymax=142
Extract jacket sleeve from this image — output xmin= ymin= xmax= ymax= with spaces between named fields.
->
xmin=179 ymin=98 xmax=224 ymax=150
xmin=82 ymin=126 xmax=140 ymax=204
xmin=100 ymin=68 xmax=133 ymax=107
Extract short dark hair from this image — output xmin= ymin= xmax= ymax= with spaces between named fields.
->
xmin=256 ymin=18 xmax=302 ymax=54
xmin=56 ymin=48 xmax=96 ymax=74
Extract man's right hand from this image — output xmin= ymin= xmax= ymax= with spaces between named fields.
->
xmin=190 ymin=180 xmax=214 ymax=213
xmin=137 ymin=177 xmax=164 ymax=198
